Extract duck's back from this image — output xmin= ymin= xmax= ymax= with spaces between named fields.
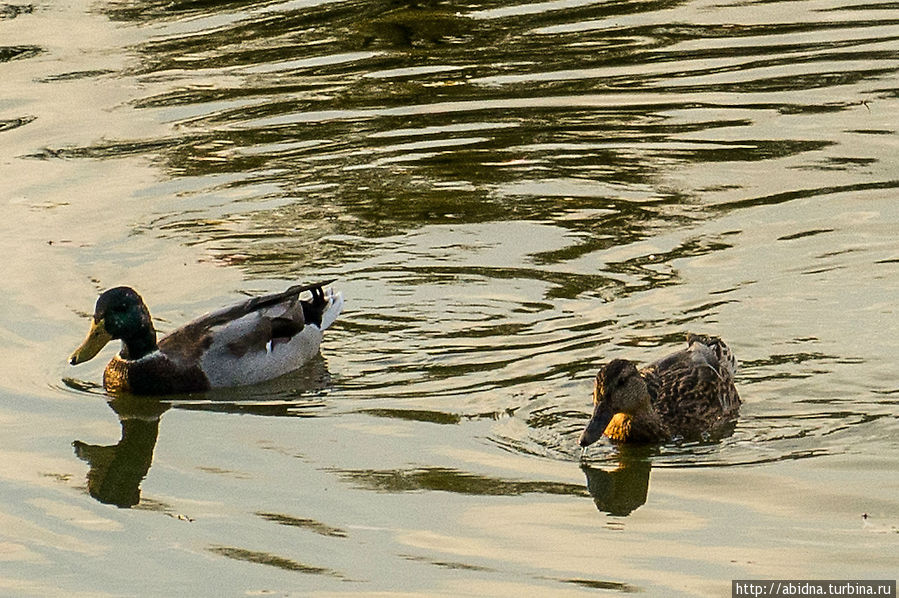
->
xmin=157 ymin=282 xmax=343 ymax=389
xmin=640 ymin=334 xmax=741 ymax=439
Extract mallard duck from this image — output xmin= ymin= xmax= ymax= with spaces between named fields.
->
xmin=579 ymin=333 xmax=741 ymax=446
xmin=69 ymin=281 xmax=343 ymax=395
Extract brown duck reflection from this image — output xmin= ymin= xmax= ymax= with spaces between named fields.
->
xmin=73 ymin=395 xmax=169 ymax=508
xmin=580 ymin=446 xmax=654 ymax=516
xmin=71 ymin=357 xmax=333 ymax=508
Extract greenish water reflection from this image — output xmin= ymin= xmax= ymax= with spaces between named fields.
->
xmin=336 ymin=465 xmax=589 ymax=497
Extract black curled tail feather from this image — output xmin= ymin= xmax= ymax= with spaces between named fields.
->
xmin=300 ymin=282 xmax=331 ymax=328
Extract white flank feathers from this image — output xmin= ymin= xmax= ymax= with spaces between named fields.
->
xmin=200 ymin=284 xmax=344 ymax=388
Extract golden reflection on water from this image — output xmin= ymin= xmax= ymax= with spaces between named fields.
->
xmin=1 ymin=0 xmax=898 ymax=594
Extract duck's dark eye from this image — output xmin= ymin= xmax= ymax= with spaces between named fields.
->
xmin=616 ymin=376 xmax=627 ymax=387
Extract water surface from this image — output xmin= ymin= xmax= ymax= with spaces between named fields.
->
xmin=1 ymin=0 xmax=897 ymax=595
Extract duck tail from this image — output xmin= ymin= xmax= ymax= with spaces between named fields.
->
xmin=717 ymin=340 xmax=738 ymax=378
xmin=686 ymin=333 xmax=738 ymax=378
xmin=320 ymin=287 xmax=344 ymax=331
xmin=297 ymin=281 xmax=343 ymax=330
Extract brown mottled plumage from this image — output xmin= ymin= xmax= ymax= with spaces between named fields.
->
xmin=70 ymin=282 xmax=343 ymax=395
xmin=579 ymin=334 xmax=741 ymax=446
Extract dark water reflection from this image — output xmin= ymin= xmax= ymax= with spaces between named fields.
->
xmin=35 ymin=0 xmax=894 ymax=317
xmin=51 ymin=0 xmax=899 ymax=256
xmin=73 ymin=396 xmax=167 ymax=507
xmin=581 ymin=446 xmax=654 ymax=516
xmin=336 ymin=464 xmax=589 ymax=497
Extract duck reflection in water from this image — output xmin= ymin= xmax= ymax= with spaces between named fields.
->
xmin=73 ymin=395 xmax=169 ymax=508
xmin=580 ymin=446 xmax=654 ymax=516
xmin=70 ymin=357 xmax=334 ymax=508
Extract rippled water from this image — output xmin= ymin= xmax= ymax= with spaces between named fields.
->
xmin=2 ymin=0 xmax=898 ymax=595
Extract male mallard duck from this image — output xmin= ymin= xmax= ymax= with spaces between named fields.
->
xmin=579 ymin=333 xmax=740 ymax=446
xmin=69 ymin=281 xmax=343 ymax=395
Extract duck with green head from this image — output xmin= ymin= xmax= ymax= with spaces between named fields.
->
xmin=579 ymin=334 xmax=741 ymax=447
xmin=70 ymin=282 xmax=343 ymax=395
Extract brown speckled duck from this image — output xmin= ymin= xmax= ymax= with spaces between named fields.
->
xmin=579 ymin=334 xmax=741 ymax=446
xmin=69 ymin=281 xmax=343 ymax=395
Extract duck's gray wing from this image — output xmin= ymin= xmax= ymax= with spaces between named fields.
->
xmin=157 ymin=281 xmax=334 ymax=365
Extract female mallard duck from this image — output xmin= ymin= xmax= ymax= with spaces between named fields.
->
xmin=69 ymin=281 xmax=343 ymax=395
xmin=579 ymin=334 xmax=740 ymax=446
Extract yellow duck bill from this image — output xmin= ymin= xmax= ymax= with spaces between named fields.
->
xmin=70 ymin=319 xmax=113 ymax=365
